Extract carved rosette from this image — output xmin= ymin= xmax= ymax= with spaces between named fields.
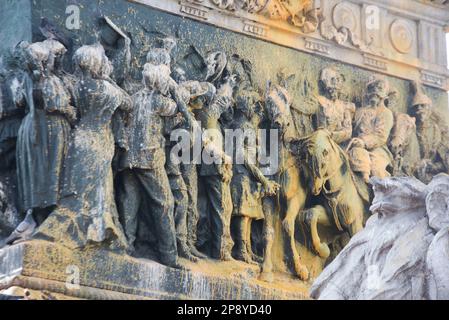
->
xmin=390 ymin=19 xmax=414 ymax=54
xmin=319 ymin=1 xmax=384 ymax=57
xmin=332 ymin=2 xmax=358 ymax=33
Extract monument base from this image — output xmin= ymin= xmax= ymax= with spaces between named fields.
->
xmin=0 ymin=240 xmax=310 ymax=300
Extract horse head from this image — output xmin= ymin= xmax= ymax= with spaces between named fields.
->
xmin=289 ymin=129 xmax=342 ymax=195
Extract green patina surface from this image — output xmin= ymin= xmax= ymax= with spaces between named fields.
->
xmin=0 ymin=0 xmax=32 ymax=57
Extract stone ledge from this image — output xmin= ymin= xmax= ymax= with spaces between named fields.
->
xmin=0 ymin=240 xmax=310 ymax=300
xmin=129 ymin=0 xmax=449 ymax=90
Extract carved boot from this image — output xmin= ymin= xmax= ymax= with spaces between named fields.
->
xmin=250 ymin=249 xmax=263 ymax=264
xmin=177 ymin=240 xmax=198 ymax=262
xmin=160 ymin=254 xmax=185 ymax=271
xmin=221 ymin=250 xmax=235 ymax=262
xmin=259 ymin=224 xmax=275 ymax=283
xmin=220 ymin=240 xmax=235 ymax=262
xmin=233 ymin=238 xmax=257 ymax=265
xmin=233 ymin=217 xmax=254 ymax=264
xmin=188 ymin=242 xmax=207 ymax=259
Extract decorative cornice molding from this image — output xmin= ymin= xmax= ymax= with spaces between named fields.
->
xmin=418 ymin=0 xmax=449 ymax=9
xmin=180 ymin=2 xmax=209 ymax=19
xmin=129 ymin=0 xmax=449 ymax=90
xmin=183 ymin=0 xmax=321 ymax=33
xmin=359 ymin=0 xmax=449 ymax=25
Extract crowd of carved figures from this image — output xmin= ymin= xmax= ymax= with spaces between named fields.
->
xmin=1 ymin=19 xmax=449 ymax=282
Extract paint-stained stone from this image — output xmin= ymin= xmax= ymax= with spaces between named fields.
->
xmin=0 ymin=240 xmax=310 ymax=300
xmin=1 ymin=0 xmax=449 ymax=300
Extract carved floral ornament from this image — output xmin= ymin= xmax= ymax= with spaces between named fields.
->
xmin=194 ymin=0 xmax=385 ymax=56
xmin=317 ymin=2 xmax=378 ymax=56
xmin=185 ymin=1 xmax=382 ymax=56
xmin=318 ymin=2 xmax=416 ymax=57
xmin=185 ymin=0 xmax=420 ymax=58
xmin=186 ymin=0 xmax=320 ymax=33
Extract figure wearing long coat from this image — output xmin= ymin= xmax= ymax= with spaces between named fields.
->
xmin=0 ymin=71 xmax=26 ymax=170
xmin=194 ymin=79 xmax=235 ymax=261
xmin=348 ymin=104 xmax=394 ymax=181
xmin=16 ymin=59 xmax=73 ymax=213
xmin=116 ymin=84 xmax=180 ymax=265
xmin=36 ymin=45 xmax=131 ymax=250
xmin=316 ymin=95 xmax=355 ymax=147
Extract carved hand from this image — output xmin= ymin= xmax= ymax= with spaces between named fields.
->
xmin=264 ymin=180 xmax=281 ymax=196
xmin=65 ymin=105 xmax=77 ymax=124
xmin=349 ymin=137 xmax=365 ymax=149
xmin=221 ymin=162 xmax=233 ymax=183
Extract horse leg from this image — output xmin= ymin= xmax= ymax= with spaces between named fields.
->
xmin=346 ymin=196 xmax=365 ymax=237
xmin=304 ymin=205 xmax=331 ymax=259
xmin=282 ymin=196 xmax=309 ymax=280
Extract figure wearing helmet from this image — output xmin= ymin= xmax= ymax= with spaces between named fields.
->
xmin=411 ymin=84 xmax=449 ymax=183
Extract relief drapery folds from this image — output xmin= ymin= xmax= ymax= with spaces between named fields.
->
xmin=1 ymin=15 xmax=449 ymax=282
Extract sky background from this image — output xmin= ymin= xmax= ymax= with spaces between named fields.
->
xmin=447 ymin=34 xmax=449 ymax=105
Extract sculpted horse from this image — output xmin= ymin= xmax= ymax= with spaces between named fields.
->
xmin=290 ymin=129 xmax=369 ymax=259
xmin=389 ymin=112 xmax=420 ymax=176
xmin=259 ymin=79 xmax=310 ymax=281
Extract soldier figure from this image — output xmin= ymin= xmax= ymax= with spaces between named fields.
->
xmin=195 ymin=52 xmax=235 ymax=261
xmin=348 ymin=77 xmax=394 ymax=182
xmin=171 ymin=67 xmax=209 ymax=259
xmin=163 ymin=68 xmax=204 ymax=262
xmin=315 ymin=67 xmax=355 ymax=146
xmin=116 ymin=60 xmax=185 ymax=268
xmin=164 ymin=113 xmax=196 ymax=262
xmin=412 ymin=87 xmax=449 ymax=183
xmin=230 ymin=87 xmax=280 ymax=264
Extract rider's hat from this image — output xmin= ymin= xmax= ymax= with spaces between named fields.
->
xmin=366 ymin=76 xmax=390 ymax=99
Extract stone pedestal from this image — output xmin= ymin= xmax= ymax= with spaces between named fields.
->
xmin=0 ymin=240 xmax=310 ymax=300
